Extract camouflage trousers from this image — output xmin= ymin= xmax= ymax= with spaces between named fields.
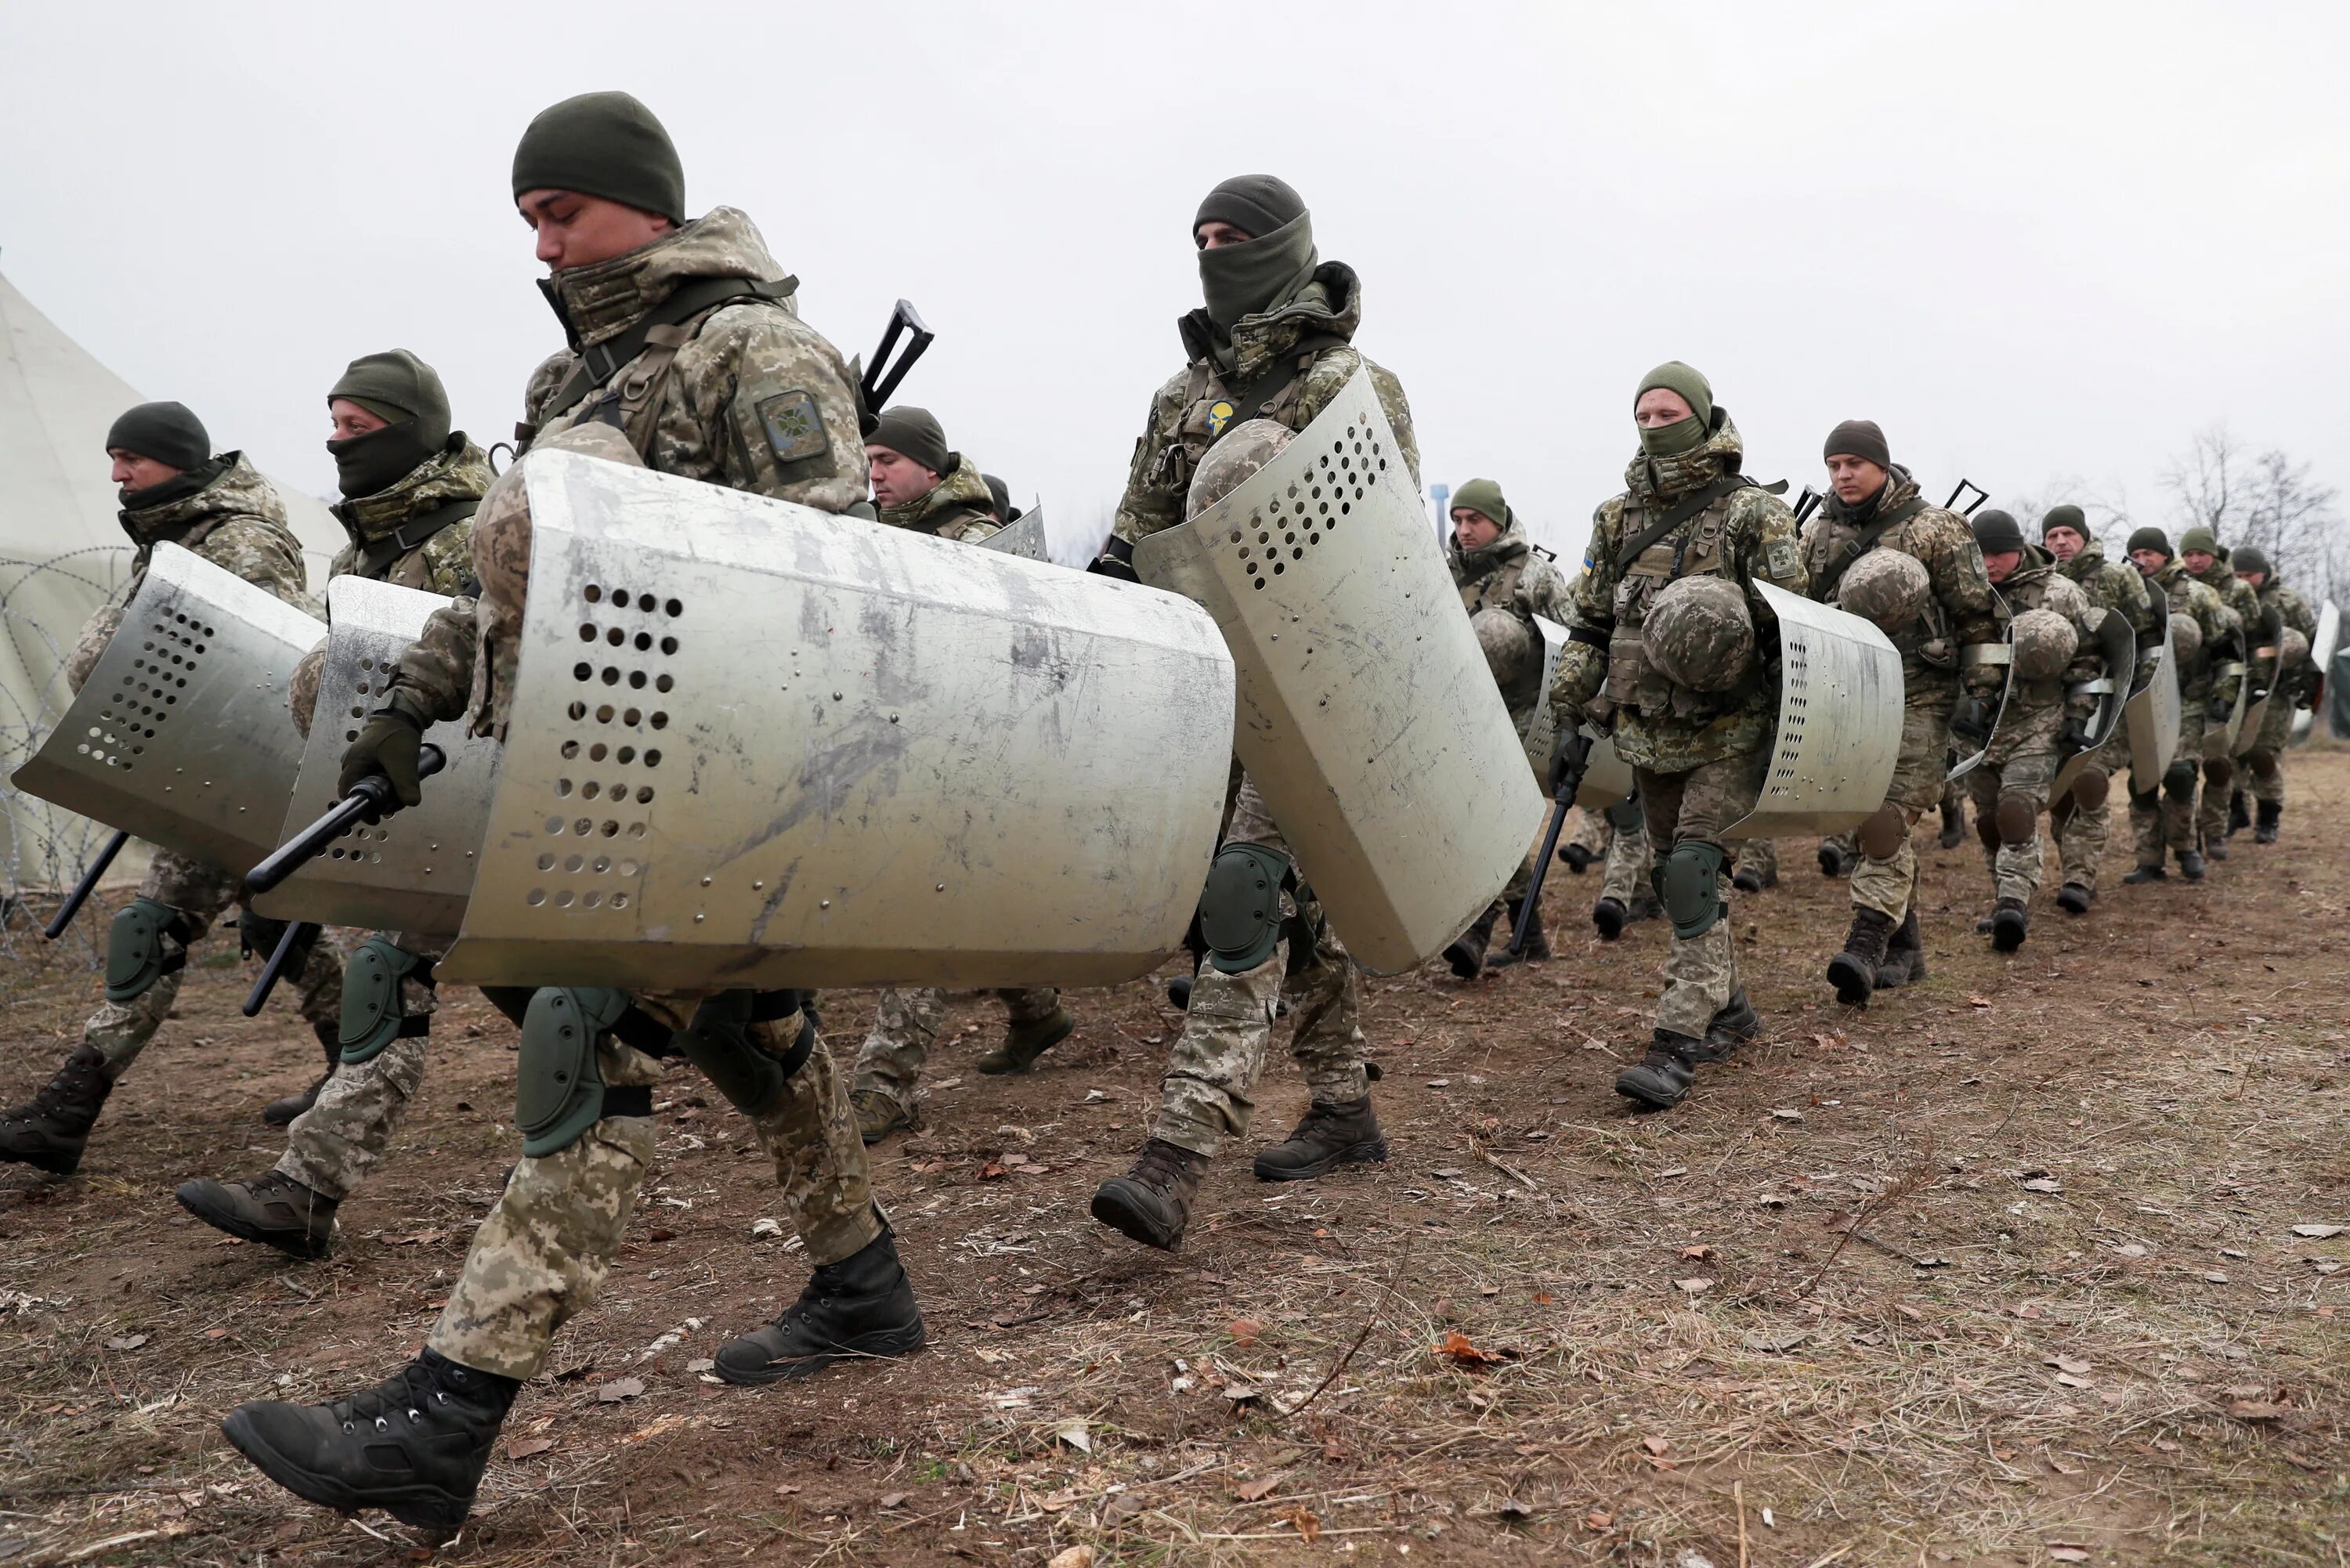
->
xmin=1851 ymin=683 xmax=1958 ymax=922
xmin=2131 ymin=703 xmax=2208 ymax=862
xmin=2051 ymin=730 xmax=2132 ymax=893
xmin=2246 ymin=695 xmax=2298 ymax=804
xmin=2196 ymin=728 xmax=2236 ymax=844
xmin=1635 ymin=750 xmax=1765 ymax=1039
xmin=1734 ymin=838 xmax=1777 ymax=883
xmin=1598 ymin=800 xmax=1653 ymax=905
xmin=82 ymin=850 xmax=342 ymax=1077
xmin=275 ymin=931 xmax=446 ymax=1201
xmin=1965 ymin=705 xmax=2063 ymax=906
xmin=1153 ymin=771 xmax=1367 ymax=1159
xmin=851 ymin=985 xmax=1063 ymax=1107
xmin=428 ymin=994 xmax=877 ymax=1380
xmin=1564 ymin=807 xmax=1611 ymax=862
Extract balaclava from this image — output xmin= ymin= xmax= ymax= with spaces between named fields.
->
xmin=1194 ymin=175 xmax=1317 ymax=335
xmin=1634 ymin=362 xmax=1714 ymax=458
xmin=327 ymin=349 xmax=453 ymax=499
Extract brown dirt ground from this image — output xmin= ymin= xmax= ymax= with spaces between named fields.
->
xmin=3 ymin=753 xmax=2347 ymax=1568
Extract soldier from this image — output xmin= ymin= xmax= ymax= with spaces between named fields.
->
xmin=849 ymin=406 xmax=1075 ymax=1141
xmin=1590 ymin=795 xmax=1661 ymax=938
xmin=0 ymin=403 xmax=340 ymax=1175
xmin=2229 ymin=545 xmax=2319 ymax=843
xmin=1960 ymin=510 xmax=2109 ymax=951
xmin=1730 ymin=838 xmax=1778 ymax=894
xmin=175 ymin=351 xmax=490 ymax=1258
xmin=2178 ymin=526 xmax=2261 ymax=859
xmin=2120 ymin=526 xmax=2240 ymax=883
xmin=1800 ymin=420 xmax=2004 ymax=1003
xmin=1086 ymin=175 xmax=1414 ymax=1248
xmin=982 ymin=471 xmax=1021 ymax=523
xmin=221 ymin=92 xmax=921 ymax=1537
xmin=1548 ymin=361 xmax=1806 ymax=1110
xmin=2042 ymin=504 xmax=2157 ymax=910
xmin=1441 ymin=477 xmax=1566 ymax=975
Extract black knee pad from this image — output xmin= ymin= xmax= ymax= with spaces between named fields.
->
xmin=1660 ymin=840 xmax=1726 ymax=939
xmin=1603 ymin=794 xmax=1644 ymax=833
xmin=2247 ymin=748 xmax=2280 ymax=781
xmin=2072 ymin=768 xmax=2110 ymax=810
xmin=338 ymin=936 xmax=432 ymax=1064
xmin=2163 ymin=761 xmax=2199 ymax=801
xmin=676 ymin=990 xmax=812 ymax=1116
xmin=2204 ymin=756 xmax=2232 ymax=789
xmin=1974 ymin=807 xmax=2001 ymax=852
xmin=1856 ymin=804 xmax=1907 ymax=860
xmin=1994 ymin=794 xmax=2038 ymax=847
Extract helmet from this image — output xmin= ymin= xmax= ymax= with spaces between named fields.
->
xmin=1642 ymin=576 xmax=1754 ymax=693
xmin=1836 ymin=549 xmax=1932 ymax=633
xmin=1471 ymin=607 xmax=1537 ymax=687
xmin=1186 ymin=419 xmax=1293 ymax=520
xmin=2167 ymin=608 xmax=2203 ymax=664
xmin=2280 ymin=625 xmax=2310 ymax=666
xmin=2011 ymin=607 xmax=2078 ymax=681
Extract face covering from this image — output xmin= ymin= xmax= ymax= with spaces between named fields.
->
xmin=1637 ymin=415 xmax=1708 ymax=458
xmin=329 ymin=421 xmax=438 ymax=500
xmin=1198 ymin=211 xmax=1318 ymax=334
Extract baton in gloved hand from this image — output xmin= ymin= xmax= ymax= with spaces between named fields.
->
xmin=245 ymin=743 xmax=446 ymax=897
xmin=242 ymin=919 xmax=324 ymax=1017
xmin=1504 ymin=728 xmax=1593 ymax=958
xmin=43 ymin=829 xmax=129 ymax=939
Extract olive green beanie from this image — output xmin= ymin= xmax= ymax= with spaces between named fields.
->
xmin=328 ymin=350 xmax=451 ymax=451
xmin=2127 ymin=526 xmax=2172 ymax=559
xmin=1634 ymin=361 xmax=1712 ymax=427
xmin=512 ymin=91 xmax=685 ymax=225
xmin=2178 ymin=525 xmax=2221 ymax=555
xmin=1449 ymin=477 xmax=1509 ymax=529
xmin=2041 ymin=504 xmax=2088 ymax=539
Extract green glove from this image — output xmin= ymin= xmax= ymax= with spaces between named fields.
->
xmin=339 ymin=709 xmax=425 ymax=809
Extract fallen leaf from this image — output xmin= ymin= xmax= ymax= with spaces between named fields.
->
xmin=2290 ymin=1223 xmax=2345 ymax=1238
xmin=685 ymin=1357 xmax=714 ymax=1373
xmin=1046 ymin=1548 xmax=1096 ymax=1568
xmin=2227 ymin=1400 xmax=2290 ymax=1422
xmin=1227 ymin=1317 xmax=1263 ymax=1346
xmin=1743 ymin=1328 xmax=1811 ymax=1353
xmin=750 ymin=1218 xmax=783 ymax=1240
xmin=596 ymin=1378 xmax=645 ymax=1403
xmin=1222 ymin=1379 xmax=1262 ymax=1404
xmin=505 ymin=1437 xmax=555 ymax=1460
xmin=1584 ymin=1509 xmax=1614 ymax=1531
xmin=1037 ymin=1488 xmax=1079 ymax=1512
xmin=1235 ymin=1476 xmax=1281 ymax=1502
xmin=1770 ymin=1108 xmax=1805 ymax=1123
xmin=1658 ymin=1167 xmax=1690 ymax=1180
xmin=648 ymin=1227 xmax=674 ymax=1243
xmin=2204 ymin=1271 xmax=2230 ymax=1284
xmin=2055 ymin=1372 xmax=2092 ymax=1389
xmin=1101 ymin=1492 xmax=1144 ymax=1525
xmin=2048 ymin=1355 xmax=2092 ymax=1375
xmin=104 ymin=1334 xmax=148 ymax=1352
xmin=2048 ymin=1550 xmax=2090 ymax=1564
xmin=1054 ymin=1418 xmax=1092 ymax=1453
xmin=1532 ymin=1292 xmax=1556 ymax=1305
xmin=1434 ymin=1331 xmax=1510 ymax=1367
xmin=878 ymin=1491 xmax=907 ymax=1508
xmin=1675 ymin=1277 xmax=1712 ymax=1295
xmin=2020 ymin=1178 xmax=2064 ymax=1194
xmin=1679 ymin=1244 xmax=1716 ymax=1259
xmin=1968 ymin=995 xmax=1993 ymax=1008
xmin=1496 ymin=1497 xmax=1534 ymax=1522
xmin=1642 ymin=1435 xmax=1670 ymax=1456
xmin=203 ymin=1328 xmax=229 ymax=1340
xmin=1290 ymin=1505 xmax=1322 ymax=1541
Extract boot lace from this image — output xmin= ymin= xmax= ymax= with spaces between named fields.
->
xmin=1128 ymin=1140 xmax=1193 ymax=1194
xmin=331 ymin=1360 xmax=451 ymax=1435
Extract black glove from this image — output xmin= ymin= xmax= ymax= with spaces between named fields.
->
xmin=1086 ymin=553 xmax=1140 ymax=583
xmin=339 ymin=708 xmax=425 ymax=810
xmin=2057 ymin=715 xmax=2092 ymax=755
xmin=1547 ymin=727 xmax=1592 ymax=800
xmin=2205 ymin=693 xmax=2234 ymax=725
xmin=1950 ymin=694 xmax=1994 ymax=750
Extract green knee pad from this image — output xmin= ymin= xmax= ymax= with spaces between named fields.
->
xmin=1660 ymin=841 xmax=1726 ymax=940
xmin=106 ymin=897 xmax=190 ymax=1003
xmin=1603 ymin=793 xmax=1645 ymax=833
xmin=1198 ymin=843 xmax=1293 ymax=974
xmin=516 ymin=987 xmax=631 ymax=1157
xmin=675 ymin=990 xmax=812 ymax=1116
xmin=338 ymin=936 xmax=432 ymax=1064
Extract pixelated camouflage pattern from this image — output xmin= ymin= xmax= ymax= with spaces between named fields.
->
xmin=852 ymin=985 xmax=1063 ymax=1106
xmin=1112 ymin=263 xmax=1419 ymax=545
xmin=2250 ymin=576 xmax=2318 ymax=764
xmin=1993 ymin=548 xmax=2106 ymax=713
xmin=735 ymin=1018 xmax=884 ymax=1266
xmin=327 ymin=437 xmax=492 ymax=596
xmin=878 ymin=457 xmax=1001 ymax=544
xmin=1849 ymin=689 xmax=1959 ymax=922
xmin=1549 ymin=413 xmax=1806 ymax=773
xmin=1966 ymin=702 xmax=2064 ymax=905
xmin=276 ymin=1031 xmax=425 ymax=1200
xmin=1599 ymin=809 xmax=1654 ymax=905
xmin=1799 ymin=468 xmax=2004 ymax=695
xmin=2055 ymin=539 xmax=2158 ymax=685
xmin=2131 ymin=703 xmax=2210 ymax=862
xmin=2189 ymin=555 xmax=2263 ymax=655
xmin=1635 ymin=752 xmax=1763 ymax=1039
xmin=2149 ymin=559 xmax=2239 ymax=703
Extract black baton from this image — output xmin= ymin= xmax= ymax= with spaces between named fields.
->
xmin=44 ymin=829 xmax=129 ymax=940
xmin=242 ymin=920 xmax=323 ymax=1017
xmin=244 ymin=744 xmax=446 ymax=897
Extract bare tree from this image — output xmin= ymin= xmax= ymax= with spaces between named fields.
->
xmin=2007 ymin=472 xmax=2136 ymax=542
xmin=2161 ymin=425 xmax=2344 ymax=607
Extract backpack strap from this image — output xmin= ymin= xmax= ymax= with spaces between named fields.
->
xmin=1613 ymin=474 xmax=1748 ymax=572
xmin=537 ymin=274 xmax=797 ymax=428
xmin=1813 ymin=494 xmax=1925 ymax=599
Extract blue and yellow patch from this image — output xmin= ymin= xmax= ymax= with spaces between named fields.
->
xmin=1205 ymin=399 xmax=1238 ymax=439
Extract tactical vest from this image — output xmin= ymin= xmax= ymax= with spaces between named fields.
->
xmin=1602 ymin=482 xmax=1755 ymax=721
xmin=1813 ymin=503 xmax=1958 ymax=669
xmin=1457 ymin=551 xmax=1529 ymax=618
xmin=352 ymin=497 xmax=480 ymax=582
xmin=1144 ymin=332 xmax=1347 ymax=503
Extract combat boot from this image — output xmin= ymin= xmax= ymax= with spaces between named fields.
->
xmin=2121 ymin=856 xmax=2167 ymax=884
xmin=1827 ymin=909 xmax=1895 ymax=1006
xmin=1253 ymin=1095 xmax=1389 ymax=1181
xmin=1559 ymin=842 xmax=1595 ymax=874
xmin=2228 ymin=788 xmax=2251 ymax=837
xmin=1090 ymin=1138 xmax=1206 ymax=1250
xmin=0 ymin=1044 xmax=113 ymax=1175
xmin=1482 ymin=899 xmax=1550 ymax=970
xmin=2178 ymin=848 xmax=2207 ymax=880
xmin=2255 ymin=800 xmax=2281 ymax=844
xmin=1989 ymin=897 xmax=2029 ymax=953
xmin=222 ymin=1347 xmax=517 ymax=1538
xmin=1166 ymin=969 xmax=1195 ymax=1010
xmin=1704 ymin=990 xmax=1762 ymax=1054
xmin=2056 ymin=883 xmax=2092 ymax=915
xmin=1732 ymin=862 xmax=1777 ymax=894
xmin=1817 ymin=841 xmax=1853 ymax=878
xmin=1592 ymin=896 xmax=1629 ymax=941
xmin=1443 ymin=904 xmax=1501 ymax=979
xmin=974 ymin=1004 xmax=1075 ymax=1075
xmin=714 ymin=1224 xmax=926 ymax=1385
xmin=1629 ymin=887 xmax=1663 ymax=923
xmin=1614 ymin=1030 xmax=1705 ymax=1110
xmin=1938 ymin=798 xmax=1967 ymax=849
xmin=175 ymin=1169 xmax=337 ymax=1259
xmin=850 ymin=1087 xmax=916 ymax=1145
xmin=1874 ymin=908 xmax=1927 ymax=990
xmin=264 ymin=1022 xmax=342 ymax=1129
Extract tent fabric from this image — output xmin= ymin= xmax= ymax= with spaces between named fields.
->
xmin=1 ymin=268 xmax=343 ymax=892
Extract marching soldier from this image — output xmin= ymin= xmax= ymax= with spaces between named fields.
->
xmin=1548 ymin=361 xmax=1805 ymax=1110
xmin=2121 ymin=527 xmax=2240 ymax=882
xmin=222 ymin=92 xmax=921 ymax=1537
xmin=2178 ymin=527 xmax=2261 ymax=858
xmin=2042 ymin=504 xmax=2157 ymax=910
xmin=850 ymin=405 xmax=1075 ymax=1140
xmin=175 ymin=351 xmax=490 ymax=1258
xmin=1799 ymin=420 xmax=2003 ymax=1003
xmin=1087 ymin=175 xmax=1415 ymax=1248
xmin=2228 ymin=545 xmax=2319 ymax=843
xmin=1590 ymin=795 xmax=1660 ymax=938
xmin=0 ymin=404 xmax=339 ymax=1174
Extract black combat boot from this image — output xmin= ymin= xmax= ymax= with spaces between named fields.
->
xmin=1817 ymin=841 xmax=1853 ymax=878
xmin=1938 ymin=798 xmax=1967 ymax=849
xmin=1090 ymin=1138 xmax=1207 ymax=1250
xmin=1827 ymin=909 xmax=1895 ymax=1006
xmin=1443 ymin=903 xmax=1502 ymax=979
xmin=1629 ymin=887 xmax=1663 ymax=923
xmin=714 ymin=1224 xmax=926 ymax=1385
xmin=1704 ymin=990 xmax=1762 ymax=1054
xmin=176 ymin=1169 xmax=338 ymax=1259
xmin=1592 ymin=896 xmax=1629 ymax=941
xmin=1253 ymin=1096 xmax=1389 ymax=1181
xmin=1559 ymin=842 xmax=1595 ymax=873
xmin=2255 ymin=800 xmax=2281 ymax=844
xmin=2056 ymin=883 xmax=2092 ymax=914
xmin=1166 ymin=968 xmax=1195 ymax=1010
xmin=222 ymin=1347 xmax=517 ymax=1537
xmin=2178 ymin=848 xmax=2207 ymax=880
xmin=975 ymin=1004 xmax=1076 ymax=1075
xmin=1873 ymin=908 xmax=1927 ymax=990
xmin=1483 ymin=899 xmax=1550 ymax=970
xmin=0 ymin=1044 xmax=114 ymax=1175
xmin=2227 ymin=789 xmax=2251 ymax=837
xmin=1614 ymin=1030 xmax=1705 ymax=1110
xmin=2121 ymin=855 xmax=2167 ymax=884
xmin=264 ymin=1022 xmax=342 ymax=1129
xmin=1731 ymin=864 xmax=1766 ymax=894
xmin=1989 ymin=897 xmax=2029 ymax=952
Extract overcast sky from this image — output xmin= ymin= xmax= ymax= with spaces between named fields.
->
xmin=5 ymin=2 xmax=2345 ymax=569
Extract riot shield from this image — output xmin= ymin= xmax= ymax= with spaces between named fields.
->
xmin=2051 ymin=605 xmax=2138 ymax=806
xmin=1946 ymin=618 xmax=2016 ymax=784
xmin=2203 ymin=660 xmax=2248 ymax=760
xmin=10 ymin=543 xmax=323 ymax=874
xmin=1519 ymin=616 xmax=1565 ymax=781
xmin=2231 ymin=602 xmax=2285 ymax=758
xmin=975 ymin=505 xmax=1049 ymax=562
xmin=1722 ymin=583 xmax=1904 ymax=840
xmin=434 ymin=450 xmax=1235 ymax=992
xmin=2127 ymin=612 xmax=2182 ymax=788
xmin=1130 ymin=367 xmax=1546 ymax=974
xmin=1578 ymin=728 xmax=1636 ymax=810
xmin=2292 ymin=600 xmax=2338 ymax=744
xmin=249 ymin=578 xmax=503 ymax=938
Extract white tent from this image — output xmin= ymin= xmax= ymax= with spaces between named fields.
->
xmin=1 ymin=267 xmax=344 ymax=892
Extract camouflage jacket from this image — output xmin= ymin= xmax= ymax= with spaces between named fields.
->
xmin=328 ymin=436 xmax=491 ymax=595
xmin=2149 ymin=558 xmax=2240 ymax=703
xmin=2257 ymin=575 xmax=2320 ymax=691
xmin=1549 ymin=413 xmax=1806 ymax=772
xmin=2055 ymin=539 xmax=2157 ymax=683
xmin=1995 ymin=547 xmax=2106 ymax=716
xmin=2191 ymin=556 xmax=2263 ymax=642
xmin=1449 ymin=514 xmax=1564 ymax=621
xmin=68 ymin=453 xmax=309 ymax=693
xmin=880 ymin=457 xmax=1000 ymax=544
xmin=1799 ymin=468 xmax=2003 ymax=693
xmin=1111 ymin=262 xmax=1419 ymax=545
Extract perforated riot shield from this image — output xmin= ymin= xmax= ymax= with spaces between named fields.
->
xmin=250 ymin=578 xmax=503 ymax=938
xmin=434 ymin=451 xmax=1234 ymax=992
xmin=2203 ymin=662 xmax=2249 ymax=761
xmin=1945 ymin=622 xmax=2016 ymax=785
xmin=1130 ymin=368 xmax=1546 ymax=973
xmin=1516 ymin=620 xmax=1632 ymax=807
xmin=2051 ymin=605 xmax=2138 ymax=806
xmin=975 ymin=506 xmax=1049 ymax=562
xmin=11 ymin=543 xmax=323 ymax=874
xmin=2231 ymin=602 xmax=2286 ymax=759
xmin=2128 ymin=611 xmax=2182 ymax=787
xmin=2293 ymin=601 xmax=2338 ymax=744
xmin=1722 ymin=583 xmax=1903 ymax=840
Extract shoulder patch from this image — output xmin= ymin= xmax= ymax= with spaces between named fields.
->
xmin=754 ymin=390 xmax=829 ymax=465
xmin=1766 ymin=539 xmax=1800 ymax=581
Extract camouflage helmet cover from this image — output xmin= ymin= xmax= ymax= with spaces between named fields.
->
xmin=1836 ymin=547 xmax=1931 ymax=633
xmin=2167 ymin=605 xmax=2203 ymax=663
xmin=2010 ymin=606 xmax=2079 ymax=681
xmin=1642 ymin=575 xmax=1754 ymax=693
xmin=2280 ymin=625 xmax=2310 ymax=666
xmin=1471 ymin=606 xmax=1537 ymax=687
xmin=1186 ymin=418 xmax=1294 ymax=520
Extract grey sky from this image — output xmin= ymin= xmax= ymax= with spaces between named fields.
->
xmin=4 ymin=1 xmax=2345 ymax=569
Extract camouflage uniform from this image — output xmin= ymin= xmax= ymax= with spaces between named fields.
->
xmin=1549 ymin=413 xmax=1806 ymax=1041
xmin=878 ymin=456 xmax=1001 ymax=543
xmin=1450 ymin=511 xmax=1566 ymax=910
xmin=1597 ymin=800 xmax=1655 ymax=906
xmin=1964 ymin=551 xmax=2106 ymax=907
xmin=2128 ymin=560 xmax=2239 ymax=865
xmin=2245 ymin=573 xmax=2319 ymax=806
xmin=2049 ymin=540 xmax=2157 ymax=893
xmin=2188 ymin=555 xmax=2263 ymax=845
xmin=1733 ymin=838 xmax=1777 ymax=887
xmin=1112 ymin=259 xmax=1412 ymax=1157
xmin=1799 ymin=469 xmax=2003 ymax=923
xmin=376 ymin=208 xmax=880 ymax=1375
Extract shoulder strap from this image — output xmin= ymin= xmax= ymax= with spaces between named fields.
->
xmin=1813 ymin=494 xmax=1925 ymax=599
xmin=1216 ymin=331 xmax=1348 ymax=440
xmin=537 ymin=275 xmax=797 ymax=427
xmin=359 ymin=497 xmax=480 ymax=579
xmin=1613 ymin=474 xmax=1745 ymax=572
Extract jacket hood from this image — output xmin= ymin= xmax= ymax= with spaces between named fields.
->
xmin=1448 ymin=511 xmax=1531 ymax=584
xmin=1626 ymin=407 xmax=1747 ymax=502
xmin=883 ymin=456 xmax=996 ymax=533
xmin=1177 ymin=259 xmax=1363 ymax=381
xmin=118 ymin=451 xmax=286 ymax=549
xmin=2055 ymin=538 xmax=2109 ymax=582
xmin=2004 ymin=540 xmax=2057 ymax=587
xmin=332 ymin=435 xmax=494 ymax=547
xmin=542 ymin=206 xmax=786 ymax=350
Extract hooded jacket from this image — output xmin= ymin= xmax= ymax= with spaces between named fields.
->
xmin=879 ymin=457 xmax=1002 ymax=544
xmin=329 ymin=435 xmax=493 ymax=596
xmin=1799 ymin=467 xmax=2003 ymax=695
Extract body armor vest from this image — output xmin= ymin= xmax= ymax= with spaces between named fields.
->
xmin=1603 ymin=486 xmax=1752 ymax=721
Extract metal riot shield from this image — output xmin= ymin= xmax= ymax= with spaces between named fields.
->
xmin=1722 ymin=582 xmax=1904 ymax=840
xmin=2051 ymin=605 xmax=2138 ymax=805
xmin=2128 ymin=609 xmax=2182 ymax=788
xmin=1577 ymin=728 xmax=1636 ymax=810
xmin=1945 ymin=617 xmax=2016 ymax=785
xmin=975 ymin=505 xmax=1050 ymax=562
xmin=10 ymin=543 xmax=323 ymax=873
xmin=1130 ymin=367 xmax=1546 ymax=973
xmin=434 ymin=451 xmax=1234 ymax=992
xmin=2203 ymin=659 xmax=2249 ymax=760
xmin=2231 ymin=602 xmax=2286 ymax=758
xmin=2292 ymin=600 xmax=2337 ymax=744
xmin=249 ymin=578 xmax=503 ymax=938
xmin=1515 ymin=621 xmax=1632 ymax=808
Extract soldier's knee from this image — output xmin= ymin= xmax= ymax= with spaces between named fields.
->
xmin=1856 ymin=804 xmax=1907 ymax=860
xmin=2248 ymin=748 xmax=2280 ymax=781
xmin=677 ymin=990 xmax=812 ymax=1115
xmin=1974 ymin=805 xmax=2001 ymax=852
xmin=1994 ymin=794 xmax=2038 ymax=847
xmin=1660 ymin=840 xmax=1726 ymax=939
xmin=339 ymin=936 xmax=432 ymax=1064
xmin=2204 ymin=756 xmax=2232 ymax=789
xmin=1198 ymin=843 xmax=1293 ymax=975
xmin=2163 ymin=761 xmax=2199 ymax=801
xmin=105 ymin=897 xmax=193 ymax=1004
xmin=515 ymin=987 xmax=640 ymax=1157
xmin=2070 ymin=767 xmax=2110 ymax=810
xmin=1603 ymin=795 xmax=1644 ymax=833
